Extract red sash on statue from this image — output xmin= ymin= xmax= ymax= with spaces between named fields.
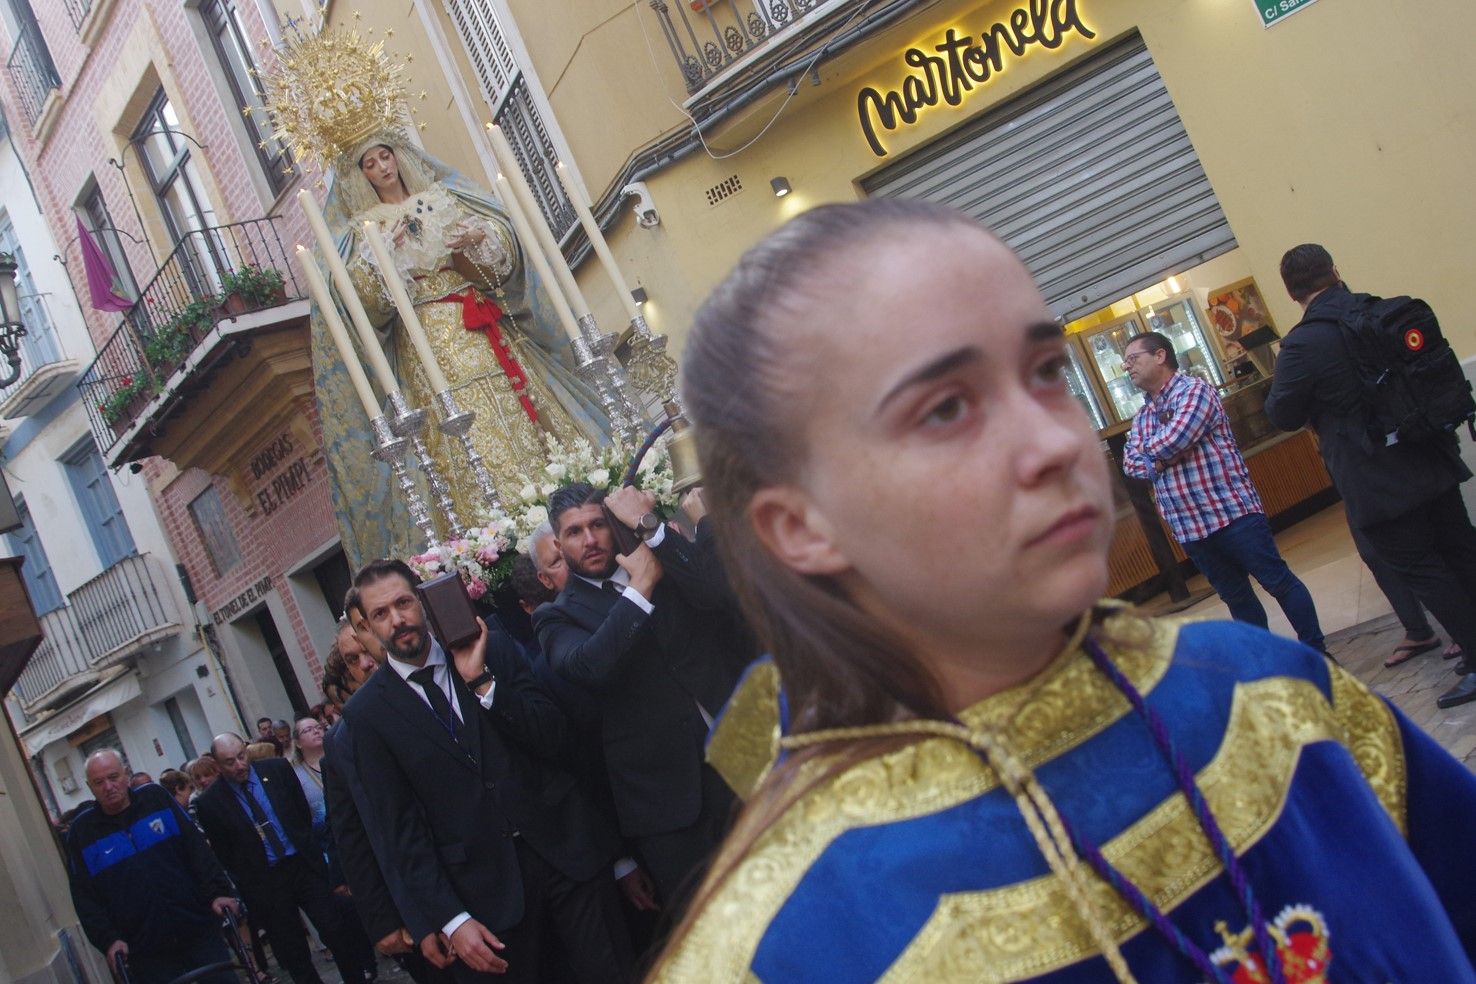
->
xmin=440 ymin=289 xmax=539 ymax=423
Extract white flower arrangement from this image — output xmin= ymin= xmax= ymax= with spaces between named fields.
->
xmin=409 ymin=434 xmax=680 ymax=594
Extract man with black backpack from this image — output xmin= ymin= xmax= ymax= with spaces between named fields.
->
xmin=1266 ymin=243 xmax=1476 ymax=708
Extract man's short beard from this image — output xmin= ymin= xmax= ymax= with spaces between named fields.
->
xmin=565 ymin=550 xmax=617 ymax=580
xmin=383 ymin=625 xmax=428 ymax=662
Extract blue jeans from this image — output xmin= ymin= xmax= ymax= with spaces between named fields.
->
xmin=1181 ymin=512 xmax=1325 ymax=650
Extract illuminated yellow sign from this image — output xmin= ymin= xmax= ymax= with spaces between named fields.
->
xmin=857 ymin=0 xmax=1096 ymax=157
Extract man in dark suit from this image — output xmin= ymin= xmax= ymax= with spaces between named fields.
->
xmin=195 ymin=732 xmax=374 ymax=984
xmin=1265 ymin=242 xmax=1476 ymax=707
xmin=338 ymin=558 xmax=631 ymax=984
xmin=534 ymin=483 xmax=747 ymax=908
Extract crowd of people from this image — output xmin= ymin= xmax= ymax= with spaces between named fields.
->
xmin=60 ymin=202 xmax=1476 ymax=983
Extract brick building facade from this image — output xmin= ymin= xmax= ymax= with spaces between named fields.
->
xmin=0 ymin=0 xmax=348 ymax=730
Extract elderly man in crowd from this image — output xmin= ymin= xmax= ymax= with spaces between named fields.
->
xmin=196 ymin=732 xmax=374 ymax=984
xmin=66 ymin=750 xmax=239 ymax=984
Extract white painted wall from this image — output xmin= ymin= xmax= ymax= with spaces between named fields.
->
xmin=1 ymin=133 xmax=242 ymax=814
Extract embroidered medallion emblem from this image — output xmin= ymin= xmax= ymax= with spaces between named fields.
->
xmin=1209 ymin=905 xmax=1330 ymax=983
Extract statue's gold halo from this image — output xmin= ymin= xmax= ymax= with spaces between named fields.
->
xmin=259 ymin=29 xmax=410 ymax=174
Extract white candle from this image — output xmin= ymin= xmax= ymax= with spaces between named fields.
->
xmin=296 ymin=189 xmax=399 ymax=396
xmin=555 ymin=162 xmax=640 ymax=322
xmin=485 ymin=123 xmax=591 ymax=319
xmin=495 ymin=173 xmax=583 ymax=344
xmin=296 ymin=245 xmax=380 ymax=420
xmin=361 ymin=220 xmax=452 ymax=394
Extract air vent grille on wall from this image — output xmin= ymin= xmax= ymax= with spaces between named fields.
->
xmin=706 ymin=175 xmax=743 ymax=207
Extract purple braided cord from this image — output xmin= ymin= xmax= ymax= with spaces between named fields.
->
xmin=620 ymin=416 xmax=674 ymax=487
xmin=1047 ymin=804 xmax=1229 ymax=983
xmin=1083 ymin=636 xmax=1287 ymax=984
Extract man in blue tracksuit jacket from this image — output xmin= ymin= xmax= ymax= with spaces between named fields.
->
xmin=65 ymin=749 xmax=240 ymax=984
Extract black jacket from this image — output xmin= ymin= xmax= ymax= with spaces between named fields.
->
xmin=335 ymin=630 xmax=619 ymax=942
xmin=66 ymin=783 xmax=235 ymax=954
xmin=195 ymin=757 xmax=324 ymax=902
xmin=322 ymin=717 xmax=420 ymax=944
xmin=534 ymin=525 xmax=750 ymax=837
xmin=1264 ymin=285 xmax=1470 ymax=528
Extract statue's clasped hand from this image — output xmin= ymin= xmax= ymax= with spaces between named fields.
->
xmin=444 ymin=221 xmax=487 ymax=253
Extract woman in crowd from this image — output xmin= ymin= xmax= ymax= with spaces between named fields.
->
xmin=184 ymin=755 xmax=220 ymax=798
xmin=647 ymin=200 xmax=1476 ymax=982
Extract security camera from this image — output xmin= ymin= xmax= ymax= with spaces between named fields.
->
xmin=620 ymin=181 xmax=660 ymax=229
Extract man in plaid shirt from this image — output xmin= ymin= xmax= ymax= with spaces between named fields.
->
xmin=1122 ymin=331 xmax=1325 ymax=651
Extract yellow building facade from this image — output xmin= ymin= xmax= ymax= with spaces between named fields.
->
xmin=315 ymin=0 xmax=1475 ymax=362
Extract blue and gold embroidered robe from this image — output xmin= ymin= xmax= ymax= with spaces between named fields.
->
xmin=652 ymin=612 xmax=1476 ymax=982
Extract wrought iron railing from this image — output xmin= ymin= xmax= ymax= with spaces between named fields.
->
xmin=11 ymin=553 xmax=179 ymax=713
xmin=62 ymin=0 xmax=93 ymax=31
xmin=648 ymin=0 xmax=835 ymax=94
xmin=5 ymin=22 xmax=60 ymax=127
xmin=12 ymin=605 xmax=91 ymax=712
xmin=76 ymin=216 xmax=303 ymax=450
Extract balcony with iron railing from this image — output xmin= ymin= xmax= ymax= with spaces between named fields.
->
xmin=11 ymin=552 xmax=180 ymax=714
xmin=76 ymin=216 xmax=306 ymax=461
xmin=62 ymin=0 xmax=95 ymax=32
xmin=0 ymin=294 xmax=81 ymax=419
xmin=5 ymin=21 xmax=60 ymax=128
xmin=646 ymin=0 xmax=926 ymax=113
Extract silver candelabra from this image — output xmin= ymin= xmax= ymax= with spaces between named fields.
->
xmin=369 ymin=414 xmax=437 ymax=548
xmin=387 ymin=390 xmax=462 ymax=539
xmin=432 ymin=388 xmax=502 ymax=517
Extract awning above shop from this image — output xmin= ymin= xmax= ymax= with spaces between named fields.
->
xmin=20 ymin=670 xmax=141 ymax=754
xmin=863 ymin=33 xmax=1236 ymax=321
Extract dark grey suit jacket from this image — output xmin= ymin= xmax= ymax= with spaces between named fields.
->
xmin=339 ymin=634 xmax=618 ymax=942
xmin=533 ymin=526 xmax=749 ymax=838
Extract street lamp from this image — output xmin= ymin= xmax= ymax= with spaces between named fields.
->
xmin=0 ymin=252 xmax=29 ymax=388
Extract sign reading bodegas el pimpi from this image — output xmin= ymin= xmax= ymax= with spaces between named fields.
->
xmin=857 ymin=0 xmax=1095 ymax=157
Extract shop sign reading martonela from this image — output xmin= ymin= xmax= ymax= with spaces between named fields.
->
xmin=857 ymin=0 xmax=1095 ymax=157
xmin=1255 ymin=0 xmax=1320 ymax=28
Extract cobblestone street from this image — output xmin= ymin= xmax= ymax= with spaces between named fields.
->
xmin=1329 ymin=612 xmax=1476 ymax=769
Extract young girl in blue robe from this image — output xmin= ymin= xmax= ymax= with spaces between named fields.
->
xmin=647 ymin=199 xmax=1476 ymax=983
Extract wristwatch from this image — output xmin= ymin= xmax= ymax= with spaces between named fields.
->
xmin=467 ymin=668 xmax=495 ymax=692
xmin=634 ymin=511 xmax=662 ymax=541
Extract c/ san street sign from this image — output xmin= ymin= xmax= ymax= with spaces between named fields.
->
xmin=1255 ymin=0 xmax=1320 ymax=28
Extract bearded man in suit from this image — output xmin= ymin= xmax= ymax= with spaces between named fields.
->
xmin=534 ymin=484 xmax=748 ymax=909
xmin=336 ymin=558 xmax=630 ymax=983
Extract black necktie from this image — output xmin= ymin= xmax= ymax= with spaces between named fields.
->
xmin=239 ymin=780 xmax=288 ymax=858
xmin=603 ymin=580 xmax=625 ymax=602
xmin=411 ymin=665 xmax=459 ymax=738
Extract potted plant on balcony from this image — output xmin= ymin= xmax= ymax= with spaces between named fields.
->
xmin=218 ymin=264 xmax=287 ymax=317
xmin=98 ymin=373 xmax=159 ymax=435
xmin=143 ymin=296 xmax=219 ymax=372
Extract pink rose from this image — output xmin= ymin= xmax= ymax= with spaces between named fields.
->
xmin=476 ymin=546 xmax=499 ymax=565
xmin=466 ymin=578 xmax=488 ymax=600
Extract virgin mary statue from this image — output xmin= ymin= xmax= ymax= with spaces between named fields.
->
xmin=311 ymin=131 xmax=611 ymax=564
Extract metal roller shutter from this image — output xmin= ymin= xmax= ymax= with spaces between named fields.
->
xmin=862 ymin=34 xmax=1235 ymax=320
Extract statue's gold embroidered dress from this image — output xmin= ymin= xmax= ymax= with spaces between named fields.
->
xmin=661 ymin=611 xmax=1476 ymax=983
xmin=309 ymin=138 xmax=610 ymax=564
xmin=348 ymin=183 xmax=586 ymax=530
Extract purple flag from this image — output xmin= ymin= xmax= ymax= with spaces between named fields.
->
xmin=76 ymin=217 xmax=133 ymax=313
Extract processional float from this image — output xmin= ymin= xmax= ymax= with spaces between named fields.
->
xmin=255 ymin=24 xmax=694 ymax=550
